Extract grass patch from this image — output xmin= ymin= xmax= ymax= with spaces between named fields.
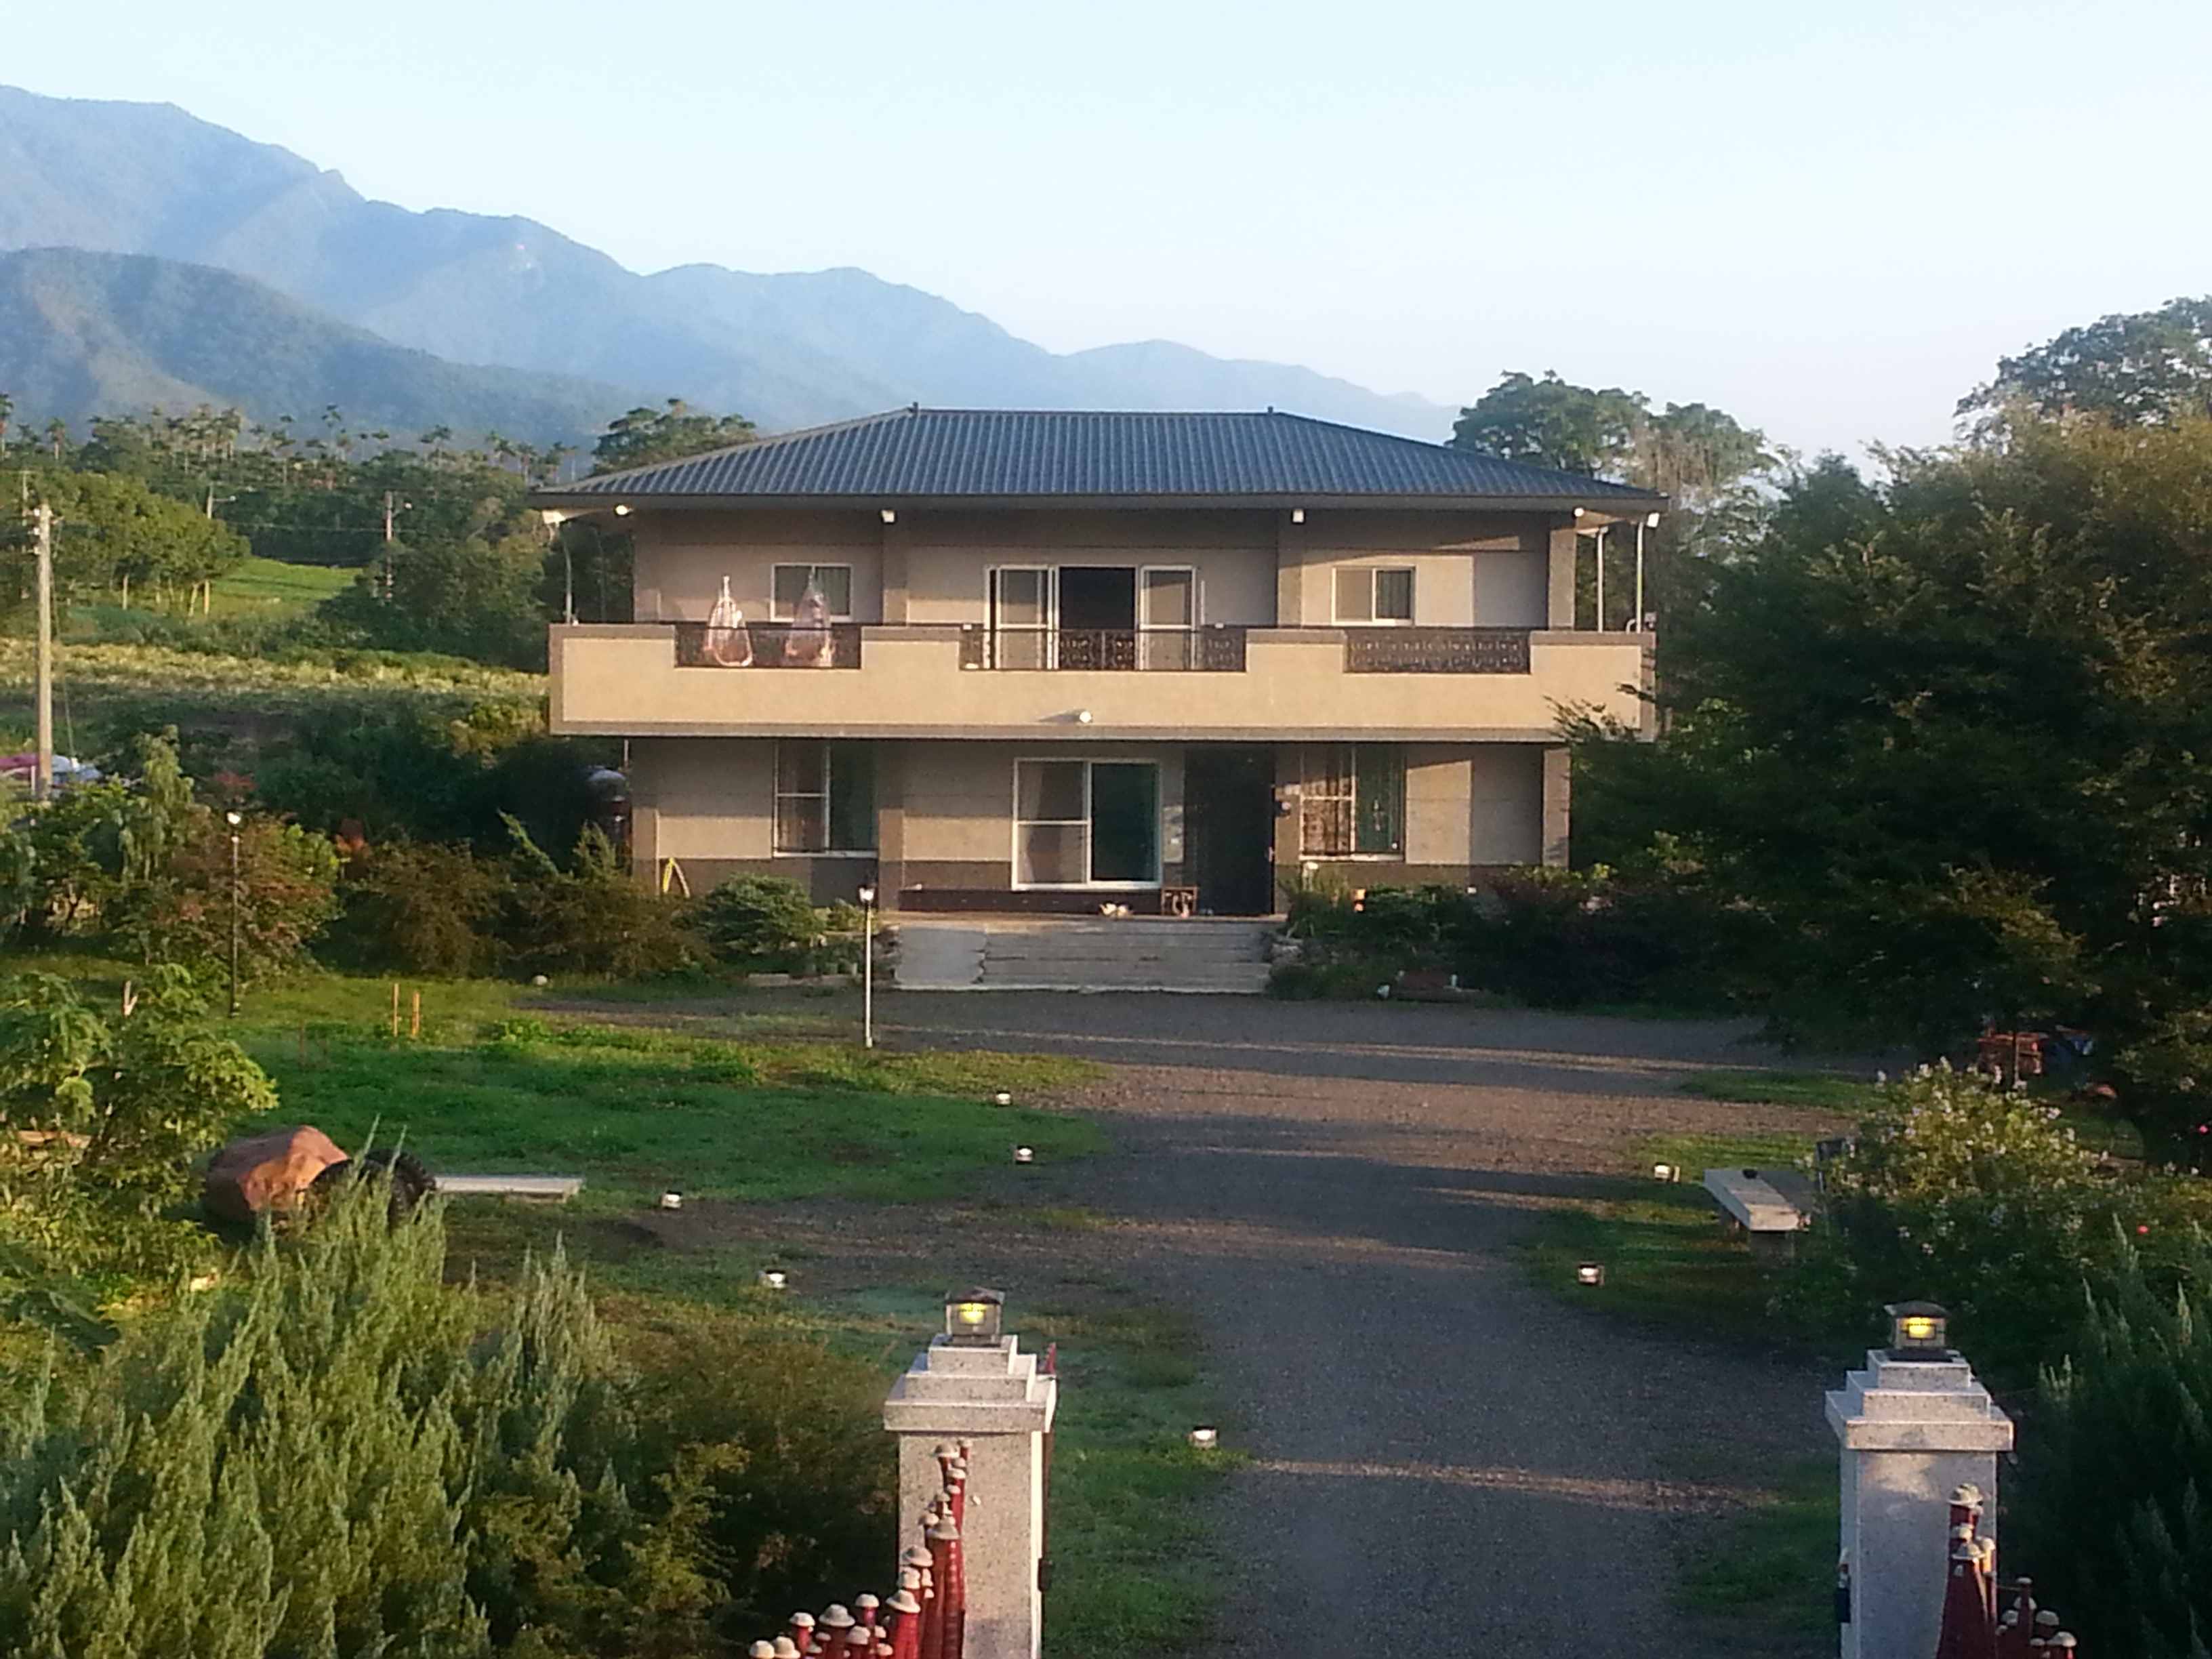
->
xmin=1521 ymin=1132 xmax=1818 ymax=1334
xmin=1674 ymin=1454 xmax=1837 ymax=1656
xmin=1018 ymin=1297 xmax=1238 ymax=1659
xmin=1678 ymin=1068 xmax=1877 ymax=1112
xmin=249 ymin=1017 xmax=1102 ymax=1206
xmin=209 ymin=556 xmax=356 ymax=616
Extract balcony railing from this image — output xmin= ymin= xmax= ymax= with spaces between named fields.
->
xmin=957 ymin=626 xmax=1248 ymax=672
xmin=1343 ymin=627 xmax=1532 ymax=674
xmin=674 ymin=621 xmax=863 ymax=668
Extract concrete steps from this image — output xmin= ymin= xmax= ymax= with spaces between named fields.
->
xmin=892 ymin=917 xmax=1276 ymax=993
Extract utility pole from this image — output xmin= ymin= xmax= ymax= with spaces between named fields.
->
xmin=33 ymin=501 xmax=54 ymax=803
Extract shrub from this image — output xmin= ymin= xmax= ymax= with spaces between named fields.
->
xmin=694 ymin=875 xmax=823 ymax=968
xmin=331 ymin=839 xmax=515 ymax=977
xmin=505 ymin=821 xmax=701 ymax=981
xmin=0 ymin=1183 xmax=720 ymax=1658
xmin=123 ymin=811 xmax=341 ymax=984
xmin=0 ymin=969 xmax=276 ymax=1324
xmin=2011 ymin=1233 xmax=2212 ymax=1659
xmin=1775 ymin=1066 xmax=2109 ymax=1383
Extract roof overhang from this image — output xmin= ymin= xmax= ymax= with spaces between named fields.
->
xmin=531 ymin=491 xmax=1664 ymax=516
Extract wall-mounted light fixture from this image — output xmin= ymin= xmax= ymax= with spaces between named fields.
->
xmin=1572 ymin=506 xmax=1586 ymax=519
xmin=1076 ymin=710 xmax=1094 ymax=724
xmin=1646 ymin=511 xmax=1662 ymax=528
xmin=880 ymin=508 xmax=897 ymax=525
xmin=1290 ymin=508 xmax=1305 ymax=525
xmin=613 ymin=503 xmax=632 ymax=516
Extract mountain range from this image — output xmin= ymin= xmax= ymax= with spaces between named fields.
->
xmin=0 ymin=85 xmax=1452 ymax=446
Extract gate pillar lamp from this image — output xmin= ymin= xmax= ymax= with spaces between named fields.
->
xmin=946 ymin=1286 xmax=1004 ymax=1346
xmin=1885 ymin=1300 xmax=1950 ymax=1359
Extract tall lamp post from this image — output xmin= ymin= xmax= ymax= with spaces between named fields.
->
xmin=226 ymin=810 xmax=244 ymax=1018
xmin=856 ymin=883 xmax=877 ymax=1049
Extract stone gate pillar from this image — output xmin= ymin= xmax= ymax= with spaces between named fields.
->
xmin=883 ymin=1291 xmax=1057 ymax=1659
xmin=1826 ymin=1304 xmax=2013 ymax=1659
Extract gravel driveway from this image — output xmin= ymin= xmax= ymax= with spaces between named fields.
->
xmin=882 ymin=994 xmax=1846 ymax=1659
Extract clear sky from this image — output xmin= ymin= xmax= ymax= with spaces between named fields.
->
xmin=7 ymin=0 xmax=2210 ymax=457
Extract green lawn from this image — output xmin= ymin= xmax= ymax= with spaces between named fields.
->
xmin=244 ymin=1010 xmax=1102 ymax=1208
xmin=1677 ymin=1068 xmax=1879 ymax=1112
xmin=208 ymin=555 xmax=356 ymax=616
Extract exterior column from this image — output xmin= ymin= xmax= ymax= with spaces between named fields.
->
xmin=876 ymin=745 xmax=907 ymax=910
xmin=884 ymin=1334 xmax=1057 ymax=1659
xmin=1546 ymin=521 xmax=1579 ymax=629
xmin=1826 ymin=1347 xmax=2013 ymax=1659
xmin=1539 ymin=746 xmax=1571 ymax=868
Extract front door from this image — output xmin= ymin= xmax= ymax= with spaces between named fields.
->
xmin=1183 ymin=747 xmax=1276 ymax=915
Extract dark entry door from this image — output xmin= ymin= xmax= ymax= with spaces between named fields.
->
xmin=1183 ymin=747 xmax=1276 ymax=915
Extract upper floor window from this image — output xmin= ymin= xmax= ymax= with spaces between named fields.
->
xmin=1334 ymin=567 xmax=1415 ymax=624
xmin=773 ymin=564 xmax=854 ymax=619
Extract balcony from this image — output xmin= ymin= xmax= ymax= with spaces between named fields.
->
xmin=551 ymin=623 xmax=1650 ymax=742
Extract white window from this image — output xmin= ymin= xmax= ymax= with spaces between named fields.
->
xmin=772 ymin=564 xmax=854 ymax=619
xmin=1298 ymin=745 xmax=1406 ymax=857
xmin=1334 ymin=566 xmax=1416 ymax=624
xmin=775 ymin=740 xmax=876 ymax=853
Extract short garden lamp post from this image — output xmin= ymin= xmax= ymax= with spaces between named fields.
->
xmin=1827 ymin=1300 xmax=2013 ymax=1659
xmin=857 ymin=883 xmax=877 ymax=1050
xmin=226 ymin=810 xmax=244 ymax=1018
xmin=884 ymin=1288 xmax=1057 ymax=1659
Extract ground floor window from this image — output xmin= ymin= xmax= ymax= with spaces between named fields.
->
xmin=1298 ymin=744 xmax=1405 ymax=856
xmin=775 ymin=740 xmax=876 ymax=852
xmin=1014 ymin=760 xmax=1160 ymax=885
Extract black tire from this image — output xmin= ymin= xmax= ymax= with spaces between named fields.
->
xmin=308 ymin=1147 xmax=437 ymax=1221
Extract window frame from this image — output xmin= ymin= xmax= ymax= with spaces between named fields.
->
xmin=1296 ymin=743 xmax=1406 ymax=859
xmin=773 ymin=739 xmax=877 ymax=855
xmin=1332 ymin=565 xmax=1417 ymax=626
xmin=771 ymin=563 xmax=855 ymax=620
xmin=1010 ymin=758 xmax=1163 ymax=888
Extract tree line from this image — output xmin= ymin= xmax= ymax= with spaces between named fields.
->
xmin=0 ymin=397 xmax=758 ymax=667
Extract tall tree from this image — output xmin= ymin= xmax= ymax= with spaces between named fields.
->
xmin=1571 ymin=413 xmax=2212 ymax=1160
xmin=590 ymin=399 xmax=758 ymax=474
xmin=1961 ymin=296 xmax=2212 ymax=428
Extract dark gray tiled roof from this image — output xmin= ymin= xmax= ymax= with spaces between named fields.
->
xmin=537 ymin=408 xmax=1664 ymax=509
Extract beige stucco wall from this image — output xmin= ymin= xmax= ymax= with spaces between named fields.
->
xmin=621 ymin=506 xmax=1575 ymax=632
xmin=1470 ymin=744 xmax=1547 ymax=865
xmin=552 ymin=626 xmax=1648 ymax=742
xmin=630 ymin=737 xmax=774 ymax=863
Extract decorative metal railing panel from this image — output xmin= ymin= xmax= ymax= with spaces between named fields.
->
xmin=960 ymin=627 xmax=1247 ymax=672
xmin=674 ymin=621 xmax=863 ymax=668
xmin=1342 ymin=627 xmax=1532 ymax=674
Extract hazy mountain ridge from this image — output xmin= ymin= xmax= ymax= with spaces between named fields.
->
xmin=0 ymin=85 xmax=1453 ymax=441
xmin=0 ymin=247 xmax=646 ymax=442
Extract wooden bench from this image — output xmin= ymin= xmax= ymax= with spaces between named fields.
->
xmin=1703 ymin=1166 xmax=1812 ymax=1252
xmin=435 ymin=1174 xmax=586 ymax=1203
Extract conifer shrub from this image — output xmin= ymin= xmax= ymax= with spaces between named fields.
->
xmin=330 ymin=838 xmax=516 ymax=977
xmin=0 ymin=1182 xmax=722 ymax=1658
xmin=693 ymin=876 xmax=826 ymax=971
xmin=2011 ymin=1233 xmax=2212 ymax=1659
xmin=501 ymin=822 xmax=701 ymax=981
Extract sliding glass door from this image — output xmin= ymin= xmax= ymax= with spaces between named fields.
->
xmin=1013 ymin=760 xmax=1160 ymax=887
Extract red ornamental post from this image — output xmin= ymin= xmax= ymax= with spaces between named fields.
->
xmin=922 ymin=1515 xmax=960 ymax=1659
xmin=821 ymin=1605 xmax=857 ymax=1654
xmin=887 ymin=1586 xmax=923 ymax=1659
xmin=790 ymin=1613 xmax=817 ymax=1657
xmin=942 ymin=1507 xmax=968 ymax=1659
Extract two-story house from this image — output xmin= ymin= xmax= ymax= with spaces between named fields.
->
xmin=535 ymin=407 xmax=1660 ymax=916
